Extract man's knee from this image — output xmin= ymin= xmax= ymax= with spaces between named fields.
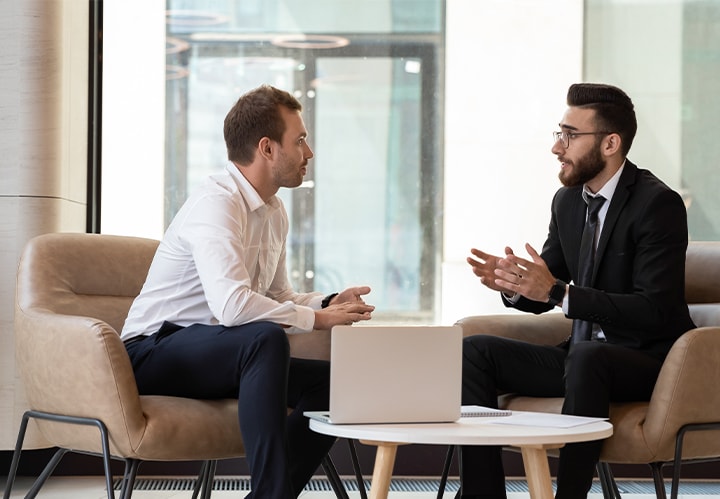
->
xmin=242 ymin=321 xmax=290 ymax=358
xmin=462 ymin=334 xmax=508 ymax=365
xmin=564 ymin=342 xmax=610 ymax=390
xmin=566 ymin=341 xmax=608 ymax=369
xmin=463 ymin=333 xmax=503 ymax=352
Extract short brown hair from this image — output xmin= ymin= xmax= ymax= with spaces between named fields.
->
xmin=223 ymin=85 xmax=303 ymax=165
xmin=567 ymin=83 xmax=637 ymax=156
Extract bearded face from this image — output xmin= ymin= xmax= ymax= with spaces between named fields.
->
xmin=558 ymin=137 xmax=606 ymax=187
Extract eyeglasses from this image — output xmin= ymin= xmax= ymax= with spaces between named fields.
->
xmin=553 ymin=130 xmax=613 ymax=148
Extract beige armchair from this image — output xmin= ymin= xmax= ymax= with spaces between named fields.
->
xmin=4 ymin=233 xmax=341 ymax=499
xmin=454 ymin=241 xmax=720 ymax=499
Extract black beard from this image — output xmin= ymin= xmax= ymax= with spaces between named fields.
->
xmin=559 ymin=144 xmax=605 ymax=187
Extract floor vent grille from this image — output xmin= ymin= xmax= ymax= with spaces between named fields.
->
xmin=114 ymin=476 xmax=720 ymax=495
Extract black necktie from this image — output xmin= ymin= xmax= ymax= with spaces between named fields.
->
xmin=570 ymin=195 xmax=606 ymax=345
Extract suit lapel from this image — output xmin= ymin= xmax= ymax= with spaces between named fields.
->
xmin=593 ymin=161 xmax=637 ymax=279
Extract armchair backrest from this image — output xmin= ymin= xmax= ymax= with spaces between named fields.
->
xmin=16 ymin=232 xmax=159 ymax=333
xmin=14 ymin=233 xmax=159 ymax=453
xmin=685 ymin=241 xmax=720 ymax=327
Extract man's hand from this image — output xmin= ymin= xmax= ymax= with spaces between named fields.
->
xmin=314 ymin=301 xmax=375 ymax=331
xmin=467 ymin=247 xmax=515 ymax=292
xmin=493 ymin=243 xmax=556 ymax=302
xmin=330 ymin=286 xmax=372 ymax=305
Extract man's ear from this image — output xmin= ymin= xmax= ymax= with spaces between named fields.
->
xmin=603 ymin=133 xmax=622 ymax=156
xmin=258 ymin=137 xmax=273 ymax=160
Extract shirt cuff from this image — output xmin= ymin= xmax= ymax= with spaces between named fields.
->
xmin=294 ymin=305 xmax=316 ymax=332
xmin=503 ymin=291 xmax=521 ymax=304
xmin=562 ymin=285 xmax=570 ymax=314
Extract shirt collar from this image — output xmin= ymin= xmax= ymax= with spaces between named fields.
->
xmin=583 ymin=160 xmax=625 ymax=204
xmin=225 ymin=163 xmax=281 ymax=212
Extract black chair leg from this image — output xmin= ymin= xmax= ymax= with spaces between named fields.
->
xmin=201 ymin=460 xmax=217 ymax=499
xmin=347 ymin=439 xmax=368 ymax=499
xmin=3 ymin=410 xmax=117 ymax=499
xmin=437 ymin=445 xmax=455 ymax=499
xmin=118 ymin=459 xmax=141 ymax=499
xmin=2 ymin=415 xmax=25 ymax=499
xmin=193 ymin=460 xmax=217 ymax=499
xmin=25 ymin=448 xmax=69 ymax=499
xmin=192 ymin=461 xmax=210 ymax=499
xmin=597 ymin=462 xmax=621 ymax=499
xmin=322 ymin=454 xmax=349 ymax=499
xmin=650 ymin=462 xmax=668 ymax=499
xmin=3 ymin=412 xmax=70 ymax=499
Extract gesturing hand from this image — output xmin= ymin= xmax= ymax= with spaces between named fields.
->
xmin=333 ymin=286 xmax=372 ymax=305
xmin=467 ymin=247 xmax=515 ymax=292
xmin=492 ymin=243 xmax=556 ymax=302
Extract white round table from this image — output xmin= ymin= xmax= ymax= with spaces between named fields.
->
xmin=309 ymin=413 xmax=613 ymax=499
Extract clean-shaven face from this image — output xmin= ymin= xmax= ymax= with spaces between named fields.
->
xmin=272 ymin=107 xmax=314 ymax=189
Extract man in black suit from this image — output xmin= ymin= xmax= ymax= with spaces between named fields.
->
xmin=457 ymin=83 xmax=696 ymax=499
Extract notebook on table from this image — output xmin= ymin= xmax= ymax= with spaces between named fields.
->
xmin=305 ymin=324 xmax=463 ymax=424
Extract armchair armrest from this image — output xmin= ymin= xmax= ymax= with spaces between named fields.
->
xmin=455 ymin=312 xmax=572 ymax=346
xmin=15 ymin=308 xmax=146 ymax=452
xmin=288 ymin=329 xmax=331 ymax=361
xmin=642 ymin=326 xmax=720 ymax=459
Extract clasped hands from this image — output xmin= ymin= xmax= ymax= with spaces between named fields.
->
xmin=467 ymin=243 xmax=556 ymax=303
xmin=314 ymin=285 xmax=375 ymax=331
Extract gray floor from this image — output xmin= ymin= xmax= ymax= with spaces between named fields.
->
xmin=4 ymin=476 xmax=720 ymax=499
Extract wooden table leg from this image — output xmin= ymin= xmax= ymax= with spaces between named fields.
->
xmin=520 ymin=445 xmax=555 ymax=499
xmin=360 ymin=441 xmax=399 ymax=499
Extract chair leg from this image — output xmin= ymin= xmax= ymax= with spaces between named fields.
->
xmin=25 ymin=448 xmax=69 ymax=499
xmin=3 ymin=410 xmax=117 ymax=499
xmin=118 ymin=459 xmax=141 ymax=499
xmin=437 ymin=445 xmax=455 ymax=499
xmin=3 ymin=412 xmax=69 ymax=499
xmin=597 ymin=462 xmax=621 ymax=499
xmin=191 ymin=461 xmax=209 ymax=499
xmin=199 ymin=460 xmax=217 ymax=499
xmin=347 ymin=439 xmax=368 ymax=499
xmin=322 ymin=454 xmax=349 ymax=499
xmin=3 ymin=412 xmax=33 ymax=499
xmin=649 ymin=462 xmax=668 ymax=499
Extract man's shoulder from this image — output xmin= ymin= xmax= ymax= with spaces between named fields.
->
xmin=624 ymin=163 xmax=682 ymax=202
xmin=551 ymin=184 xmax=582 ymax=206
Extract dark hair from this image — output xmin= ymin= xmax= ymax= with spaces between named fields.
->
xmin=223 ymin=85 xmax=303 ymax=165
xmin=567 ymin=83 xmax=637 ymax=156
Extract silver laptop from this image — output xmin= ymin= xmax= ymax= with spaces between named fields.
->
xmin=305 ymin=325 xmax=462 ymax=424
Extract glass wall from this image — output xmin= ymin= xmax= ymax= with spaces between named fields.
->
xmin=107 ymin=0 xmax=445 ymax=323
xmin=102 ymin=0 xmax=720 ymax=324
xmin=584 ymin=0 xmax=720 ymax=241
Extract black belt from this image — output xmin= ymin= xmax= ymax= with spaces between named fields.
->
xmin=123 ymin=335 xmax=148 ymax=346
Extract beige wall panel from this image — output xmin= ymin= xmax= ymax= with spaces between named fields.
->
xmin=21 ymin=0 xmax=64 ymax=196
xmin=0 ymin=0 xmax=89 ymax=449
xmin=0 ymin=196 xmax=86 ymax=449
xmin=0 ymin=0 xmax=21 ymax=195
xmin=0 ymin=0 xmax=89 ymax=200
xmin=60 ymin=0 xmax=89 ymax=204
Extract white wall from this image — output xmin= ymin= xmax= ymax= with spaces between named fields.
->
xmin=101 ymin=0 xmax=166 ymax=239
xmin=441 ymin=0 xmax=584 ymax=323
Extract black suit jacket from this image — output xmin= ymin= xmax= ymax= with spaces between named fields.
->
xmin=506 ymin=160 xmax=696 ymax=359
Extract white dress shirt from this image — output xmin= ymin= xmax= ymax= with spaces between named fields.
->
xmin=121 ymin=164 xmax=323 ymax=341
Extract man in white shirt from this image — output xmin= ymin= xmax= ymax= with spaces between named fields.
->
xmin=121 ymin=85 xmax=375 ymax=498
